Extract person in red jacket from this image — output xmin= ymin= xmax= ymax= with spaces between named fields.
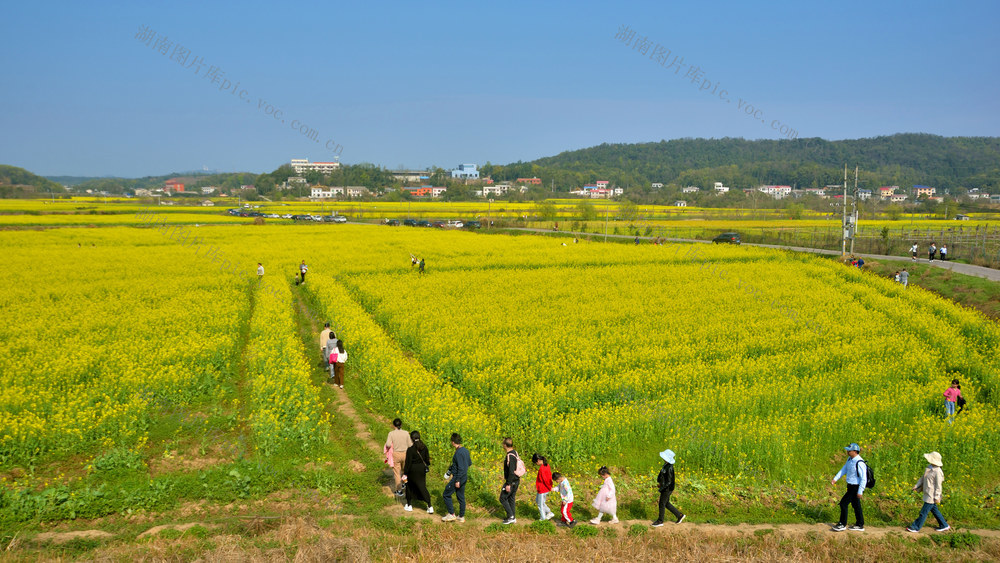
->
xmin=532 ymin=453 xmax=555 ymax=521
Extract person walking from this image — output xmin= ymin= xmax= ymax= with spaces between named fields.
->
xmin=418 ymin=258 xmax=425 ymax=274
xmin=900 ymin=268 xmax=909 ymax=288
xmin=299 ymin=260 xmax=308 ymax=284
xmin=442 ymin=433 xmax=472 ymax=523
xmin=499 ymin=437 xmax=522 ymax=524
xmin=940 ymin=244 xmax=948 ymax=261
xmin=928 ymin=242 xmax=937 ymax=262
xmin=532 ymin=453 xmax=555 ymax=521
xmin=402 ymin=430 xmax=433 ymax=514
xmin=652 ymin=449 xmax=685 ymax=527
xmin=257 ymin=262 xmax=264 ymax=279
xmin=319 ymin=322 xmax=332 ymax=366
xmin=894 ymin=271 xmax=901 ymax=283
xmin=323 ymin=338 xmax=340 ymax=385
xmin=553 ymin=472 xmax=576 ymax=527
xmin=590 ymin=466 xmax=619 ymax=524
xmin=910 ymin=242 xmax=918 ymax=261
xmin=943 ymin=379 xmax=962 ymax=424
xmin=332 ymin=339 xmax=347 ymax=389
xmin=385 ymin=419 xmax=413 ymax=496
xmin=905 ymin=451 xmax=950 ymax=533
xmin=830 ymin=442 xmax=867 ymax=532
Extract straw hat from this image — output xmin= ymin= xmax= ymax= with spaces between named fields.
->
xmin=660 ymin=449 xmax=675 ymax=464
xmin=923 ymin=452 xmax=943 ymax=467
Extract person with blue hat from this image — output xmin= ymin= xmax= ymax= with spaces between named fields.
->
xmin=651 ymin=448 xmax=685 ymax=527
xmin=830 ymin=442 xmax=867 ymax=532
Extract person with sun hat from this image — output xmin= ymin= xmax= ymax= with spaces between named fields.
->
xmin=905 ymin=451 xmax=950 ymax=533
xmin=652 ymin=448 xmax=685 ymax=527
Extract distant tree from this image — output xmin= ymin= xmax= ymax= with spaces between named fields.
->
xmin=785 ymin=202 xmax=805 ymax=220
xmin=885 ymin=204 xmax=904 ymax=220
xmin=535 ymin=200 xmax=558 ymax=221
xmin=619 ymin=199 xmax=639 ymax=221
xmin=576 ymin=200 xmax=598 ymax=221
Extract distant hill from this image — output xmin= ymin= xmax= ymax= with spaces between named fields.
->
xmin=0 ymin=165 xmax=66 ymax=197
xmin=485 ymin=134 xmax=1000 ymax=193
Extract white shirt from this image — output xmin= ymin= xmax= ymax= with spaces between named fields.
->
xmin=257 ymin=265 xmax=264 ymax=275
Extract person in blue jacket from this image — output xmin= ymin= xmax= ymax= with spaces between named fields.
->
xmin=441 ymin=433 xmax=472 ymax=522
xmin=830 ymin=442 xmax=867 ymax=532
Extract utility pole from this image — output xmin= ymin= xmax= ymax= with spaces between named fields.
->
xmin=850 ymin=166 xmax=859 ymax=255
xmin=604 ymin=205 xmax=609 ymax=242
xmin=841 ymin=164 xmax=848 ymax=257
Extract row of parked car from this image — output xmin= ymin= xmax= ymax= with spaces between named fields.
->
xmin=384 ymin=219 xmax=481 ymax=229
xmin=225 ymin=209 xmax=347 ymax=222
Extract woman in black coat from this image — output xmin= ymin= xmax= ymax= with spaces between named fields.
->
xmin=402 ymin=430 xmax=433 ymax=513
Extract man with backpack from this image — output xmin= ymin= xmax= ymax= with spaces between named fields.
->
xmin=500 ymin=437 xmax=525 ymax=524
xmin=830 ymin=442 xmax=870 ymax=532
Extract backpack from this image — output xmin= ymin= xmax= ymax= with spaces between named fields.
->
xmin=512 ymin=452 xmax=526 ymax=477
xmin=857 ymin=459 xmax=876 ymax=490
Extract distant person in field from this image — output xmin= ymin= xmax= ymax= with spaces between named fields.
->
xmin=906 ymin=451 xmax=950 ymax=533
xmin=319 ymin=322 xmax=332 ymax=366
xmin=943 ymin=379 xmax=962 ymax=424
xmin=634 ymin=236 xmax=640 ymax=245
xmin=553 ymin=472 xmax=575 ymax=527
xmin=385 ymin=418 xmax=413 ymax=495
xmin=499 ymin=437 xmax=522 ymax=525
xmin=928 ymin=242 xmax=937 ymax=261
xmin=410 ymin=254 xmax=417 ymax=267
xmin=402 ymin=430 xmax=433 ymax=514
xmin=940 ymin=244 xmax=948 ymax=261
xmin=532 ymin=453 xmax=555 ymax=521
xmin=830 ymin=442 xmax=867 ymax=532
xmin=910 ymin=243 xmax=918 ymax=261
xmin=856 ymin=257 xmax=864 ymax=268
xmin=418 ymin=258 xmax=425 ymax=274
xmin=332 ymin=339 xmax=347 ymax=389
xmin=257 ymin=262 xmax=264 ymax=279
xmin=442 ymin=432 xmax=472 ymax=523
xmin=900 ymin=268 xmax=909 ymax=288
xmin=590 ymin=466 xmax=619 ymax=524
xmin=894 ymin=271 xmax=901 ymax=283
xmin=299 ymin=260 xmax=308 ymax=284
xmin=652 ymin=449 xmax=685 ymax=527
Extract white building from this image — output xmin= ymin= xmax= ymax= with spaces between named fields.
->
xmin=201 ymin=200 xmax=215 ymax=207
xmin=431 ymin=186 xmax=448 ymax=198
xmin=890 ymin=193 xmax=908 ymax=203
xmin=311 ymin=187 xmax=335 ymax=199
xmin=201 ymin=186 xmax=217 ymax=195
xmin=682 ymin=186 xmax=700 ymax=194
xmin=758 ymin=185 xmax=793 ymax=199
xmin=713 ymin=182 xmax=729 ymax=194
xmin=857 ymin=189 xmax=871 ymax=200
xmin=483 ymin=183 xmax=512 ymax=197
xmin=651 ymin=182 xmax=664 ymax=189
xmin=674 ymin=200 xmax=687 ymax=207
xmin=345 ymin=186 xmax=369 ymax=198
xmin=451 ymin=164 xmax=479 ymax=179
xmin=290 ymin=158 xmax=341 ymax=175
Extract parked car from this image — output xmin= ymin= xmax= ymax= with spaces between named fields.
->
xmin=712 ymin=232 xmax=741 ymax=244
xmin=446 ymin=220 xmax=464 ymax=228
xmin=332 ymin=215 xmax=348 ymax=223
xmin=431 ymin=221 xmax=446 ymax=228
xmin=385 ymin=219 xmax=400 ymax=226
xmin=403 ymin=219 xmax=417 ymax=226
xmin=463 ymin=220 xmax=481 ymax=229
xmin=416 ymin=220 xmax=431 ymax=227
xmin=320 ymin=215 xmax=338 ymax=222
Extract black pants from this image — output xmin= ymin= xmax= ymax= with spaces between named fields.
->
xmin=499 ymin=479 xmax=519 ymax=519
xmin=838 ymin=484 xmax=864 ymax=526
xmin=405 ymin=469 xmax=431 ymax=508
xmin=658 ymin=489 xmax=683 ymax=521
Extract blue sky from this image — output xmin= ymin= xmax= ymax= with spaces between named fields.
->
xmin=1 ymin=0 xmax=998 ymax=177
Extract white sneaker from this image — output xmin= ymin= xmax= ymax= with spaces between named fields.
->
xmin=457 ymin=516 xmax=465 ymax=523
xmin=610 ymin=518 xmax=620 ymax=524
xmin=427 ymin=507 xmax=434 ymax=514
xmin=403 ymin=504 xmax=412 ymax=511
xmin=589 ymin=517 xmax=601 ymax=525
xmin=441 ymin=514 xmax=456 ymax=522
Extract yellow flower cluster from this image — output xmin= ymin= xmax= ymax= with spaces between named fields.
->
xmin=245 ymin=280 xmax=330 ymax=454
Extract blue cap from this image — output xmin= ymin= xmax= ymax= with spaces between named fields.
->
xmin=845 ymin=443 xmax=861 ymax=452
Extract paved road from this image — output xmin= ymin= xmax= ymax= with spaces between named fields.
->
xmin=512 ymin=227 xmax=1000 ymax=282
